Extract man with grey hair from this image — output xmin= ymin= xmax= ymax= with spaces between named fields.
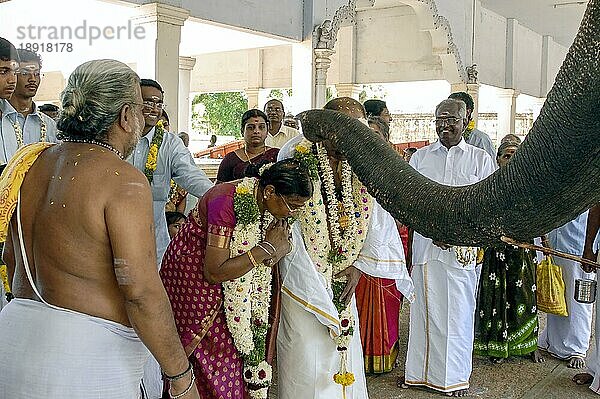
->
xmin=0 ymin=59 xmax=200 ymax=399
xmin=264 ymin=99 xmax=299 ymax=148
xmin=401 ymin=98 xmax=494 ymax=397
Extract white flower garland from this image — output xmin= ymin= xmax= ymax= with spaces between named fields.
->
xmin=11 ymin=118 xmax=47 ymax=148
xmin=293 ymin=140 xmax=373 ymax=391
xmin=296 ymin=141 xmax=372 ymax=283
xmin=222 ymin=177 xmax=274 ymax=398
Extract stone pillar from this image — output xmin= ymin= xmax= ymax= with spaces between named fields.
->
xmin=246 ymin=49 xmax=263 ymax=110
xmin=131 ymin=3 xmax=189 ymax=132
xmin=292 ymin=41 xmax=314 ymax=111
xmin=335 ymin=83 xmax=361 ymax=100
xmin=245 ymin=88 xmax=260 ymax=109
xmin=314 ymin=48 xmax=334 ymax=109
xmin=467 ymin=83 xmax=480 ymax=124
xmin=335 ymin=25 xmax=358 ymax=101
xmin=178 ymin=56 xmax=196 ymax=134
xmin=496 ymin=88 xmax=519 ymax=144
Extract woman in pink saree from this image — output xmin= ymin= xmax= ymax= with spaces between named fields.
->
xmin=160 ymin=159 xmax=312 ymax=399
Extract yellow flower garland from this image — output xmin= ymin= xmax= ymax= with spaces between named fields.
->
xmin=144 ymin=121 xmax=166 ymax=183
xmin=0 ymin=264 xmax=11 ymax=296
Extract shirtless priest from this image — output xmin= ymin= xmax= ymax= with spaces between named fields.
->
xmin=0 ymin=60 xmax=200 ymax=399
xmin=276 ymin=97 xmax=414 ymax=398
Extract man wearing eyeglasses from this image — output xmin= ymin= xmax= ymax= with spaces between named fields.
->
xmin=4 ymin=49 xmax=58 ymax=160
xmin=129 ymin=78 xmax=212 ymax=398
xmin=264 ymin=99 xmax=299 ymax=149
xmin=403 ymin=98 xmax=494 ymax=397
xmin=130 ymin=79 xmax=212 ymax=267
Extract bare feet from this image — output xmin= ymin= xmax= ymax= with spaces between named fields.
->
xmin=490 ymin=357 xmax=504 ymax=365
xmin=396 ymin=376 xmax=409 ymax=389
xmin=573 ymin=373 xmax=593 ymax=385
xmin=531 ymin=350 xmax=545 ymax=363
xmin=446 ymin=388 xmax=468 ymax=397
xmin=567 ymin=356 xmax=586 ymax=369
xmin=397 ymin=377 xmax=472 ymax=397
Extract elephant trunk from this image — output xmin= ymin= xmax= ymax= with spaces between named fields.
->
xmin=297 ymin=0 xmax=600 ymax=247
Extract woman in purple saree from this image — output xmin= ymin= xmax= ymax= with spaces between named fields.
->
xmin=160 ymin=159 xmax=312 ymax=399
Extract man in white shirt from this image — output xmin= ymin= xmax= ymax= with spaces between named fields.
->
xmin=403 ymin=98 xmax=495 ymax=397
xmin=538 ymin=212 xmax=594 ymax=369
xmin=3 ymin=49 xmax=58 ymax=160
xmin=264 ymin=99 xmax=299 ymax=149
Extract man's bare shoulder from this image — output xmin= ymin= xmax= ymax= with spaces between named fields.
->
xmin=104 ymin=160 xmax=152 ymax=203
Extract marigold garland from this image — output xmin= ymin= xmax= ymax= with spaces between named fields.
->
xmin=144 ymin=121 xmax=166 ymax=183
xmin=463 ymin=119 xmax=476 ymax=140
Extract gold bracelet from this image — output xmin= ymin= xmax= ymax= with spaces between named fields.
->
xmin=247 ymin=250 xmax=260 ymax=268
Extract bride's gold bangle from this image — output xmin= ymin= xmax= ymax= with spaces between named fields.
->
xmin=247 ymin=249 xmax=260 ymax=268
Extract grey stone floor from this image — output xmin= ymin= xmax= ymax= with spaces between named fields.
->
xmin=270 ymin=306 xmax=598 ymax=398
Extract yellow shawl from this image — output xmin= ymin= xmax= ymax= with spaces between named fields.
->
xmin=0 ymin=142 xmax=54 ymax=243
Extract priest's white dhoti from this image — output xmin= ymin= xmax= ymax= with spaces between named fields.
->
xmin=538 ymin=257 xmax=593 ymax=359
xmin=141 ymin=356 xmax=163 ymax=398
xmin=0 ymin=298 xmax=149 ymax=398
xmin=404 ymin=259 xmax=477 ymax=393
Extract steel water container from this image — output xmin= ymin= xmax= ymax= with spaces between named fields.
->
xmin=574 ymin=278 xmax=597 ymax=304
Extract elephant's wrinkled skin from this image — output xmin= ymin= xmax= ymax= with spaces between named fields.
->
xmin=297 ymin=1 xmax=600 ymax=247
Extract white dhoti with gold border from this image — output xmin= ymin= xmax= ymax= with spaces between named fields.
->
xmin=277 ymin=203 xmax=414 ymax=399
xmin=405 ymin=257 xmax=477 ymax=393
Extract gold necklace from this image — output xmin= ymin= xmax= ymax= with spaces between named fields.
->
xmin=243 ymin=145 xmax=266 ymax=163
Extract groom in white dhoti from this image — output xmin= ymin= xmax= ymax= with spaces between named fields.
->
xmin=276 ymin=97 xmax=414 ymax=399
xmin=403 ymin=99 xmax=494 ymax=397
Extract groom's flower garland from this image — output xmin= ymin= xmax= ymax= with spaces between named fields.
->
xmin=293 ymin=139 xmax=373 ymax=390
xmin=223 ymin=177 xmax=274 ymax=399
